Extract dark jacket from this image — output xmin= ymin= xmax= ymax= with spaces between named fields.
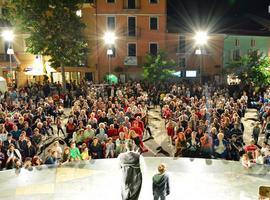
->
xmin=152 ymin=173 xmax=170 ymax=196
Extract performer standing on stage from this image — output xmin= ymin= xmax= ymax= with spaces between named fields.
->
xmin=152 ymin=163 xmax=170 ymax=200
xmin=118 ymin=139 xmax=144 ymax=200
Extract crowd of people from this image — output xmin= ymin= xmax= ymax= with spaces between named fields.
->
xmin=160 ymin=84 xmax=270 ymax=167
xmin=0 ymin=80 xmax=269 ymax=171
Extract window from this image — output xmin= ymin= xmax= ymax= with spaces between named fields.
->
xmin=128 ymin=43 xmax=136 ymax=56
xmin=150 ymin=0 xmax=158 ymax=4
xmin=150 ymin=17 xmax=158 ymax=30
xmin=233 ymin=49 xmax=241 ymax=61
xmin=128 ymin=17 xmax=136 ymax=36
xmin=179 ymin=36 xmax=186 ymax=53
xmin=149 ymin=43 xmax=158 ymax=56
xmin=107 ymin=0 xmax=115 ymax=3
xmin=128 ymin=0 xmax=136 ymax=9
xmin=179 ymin=57 xmax=186 ymax=68
xmin=107 ymin=16 xmax=116 ymax=31
xmin=251 ymin=39 xmax=256 ymax=47
xmin=235 ymin=39 xmax=240 ymax=47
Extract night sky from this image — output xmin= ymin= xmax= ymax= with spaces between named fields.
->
xmin=167 ymin=0 xmax=270 ymax=34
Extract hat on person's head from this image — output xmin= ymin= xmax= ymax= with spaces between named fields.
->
xmin=7 ymin=133 xmax=12 ymax=137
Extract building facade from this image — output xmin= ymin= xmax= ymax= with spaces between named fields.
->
xmin=223 ymin=34 xmax=270 ymax=67
xmin=82 ymin=0 xmax=168 ymax=82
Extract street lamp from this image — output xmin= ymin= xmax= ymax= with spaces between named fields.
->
xmin=194 ymin=31 xmax=208 ymax=84
xmin=103 ymin=32 xmax=116 ymax=84
xmin=2 ymin=30 xmax=15 ymax=84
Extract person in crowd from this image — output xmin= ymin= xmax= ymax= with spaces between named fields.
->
xmin=89 ymin=137 xmax=103 ymax=159
xmin=186 ymin=131 xmax=200 ymax=158
xmin=115 ymin=132 xmax=127 ymax=156
xmin=81 ymin=147 xmax=91 ymax=161
xmin=241 ymin=154 xmax=252 ymax=169
xmin=44 ymin=149 xmax=58 ymax=166
xmin=31 ymin=128 xmax=43 ymax=150
xmin=6 ymin=144 xmax=22 ymax=169
xmin=69 ymin=142 xmax=81 ymax=161
xmin=252 ymin=122 xmax=261 ymax=145
xmin=61 ymin=147 xmax=71 ymax=165
xmin=214 ymin=133 xmax=229 ymax=159
xmin=174 ymin=132 xmax=187 ymax=157
xmin=200 ymin=132 xmax=213 ymax=158
xmin=56 ymin=116 xmax=65 ymax=136
xmin=152 ymin=163 xmax=170 ymax=200
xmin=105 ymin=137 xmax=115 ymax=158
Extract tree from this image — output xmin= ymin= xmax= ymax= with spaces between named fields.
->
xmin=227 ymin=50 xmax=270 ymax=88
xmin=143 ymin=52 xmax=176 ymax=83
xmin=5 ymin=0 xmax=88 ymax=90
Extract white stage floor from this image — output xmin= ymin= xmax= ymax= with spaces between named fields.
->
xmin=0 ymin=157 xmax=269 ymax=200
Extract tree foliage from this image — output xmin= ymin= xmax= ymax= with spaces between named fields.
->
xmin=227 ymin=50 xmax=270 ymax=87
xmin=143 ymin=52 xmax=176 ymax=83
xmin=5 ymin=0 xmax=88 ymax=88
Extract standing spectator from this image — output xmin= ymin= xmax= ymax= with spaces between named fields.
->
xmin=152 ymin=163 xmax=170 ymax=200
xmin=56 ymin=116 xmax=65 ymax=137
xmin=252 ymin=122 xmax=261 ymax=145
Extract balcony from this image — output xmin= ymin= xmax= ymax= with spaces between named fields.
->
xmin=123 ymin=0 xmax=141 ymax=10
xmin=121 ymin=27 xmax=141 ymax=39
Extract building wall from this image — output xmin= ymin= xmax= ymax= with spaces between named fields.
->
xmin=166 ymin=32 xmax=224 ymax=81
xmin=82 ymin=0 xmax=168 ymax=81
xmin=223 ymin=35 xmax=270 ymax=67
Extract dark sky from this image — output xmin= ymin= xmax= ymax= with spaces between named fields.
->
xmin=167 ymin=0 xmax=270 ymax=34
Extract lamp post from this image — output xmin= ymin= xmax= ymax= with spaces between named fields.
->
xmin=194 ymin=31 xmax=208 ymax=84
xmin=2 ymin=30 xmax=15 ymax=84
xmin=103 ymin=32 xmax=116 ymax=84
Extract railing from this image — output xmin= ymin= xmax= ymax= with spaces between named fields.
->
xmin=123 ymin=0 xmax=141 ymax=10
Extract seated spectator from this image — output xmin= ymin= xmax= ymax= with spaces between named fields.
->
xmin=115 ymin=132 xmax=127 ymax=156
xmin=3 ymin=133 xmax=17 ymax=152
xmin=241 ymin=154 xmax=252 ymax=169
xmin=107 ymin=124 xmax=118 ymax=140
xmin=95 ymin=123 xmax=108 ymax=144
xmin=31 ymin=128 xmax=43 ymax=150
xmin=61 ymin=147 xmax=70 ymax=165
xmin=69 ymin=142 xmax=81 ymax=161
xmin=214 ymin=133 xmax=229 ymax=159
xmin=74 ymin=129 xmax=84 ymax=146
xmin=32 ymin=156 xmax=43 ymax=167
xmin=105 ymin=137 xmax=115 ymax=158
xmin=89 ymin=137 xmax=103 ymax=159
xmin=17 ymin=132 xmax=28 ymax=159
xmin=24 ymin=140 xmax=36 ymax=159
xmin=44 ymin=150 xmax=58 ymax=166
xmin=81 ymin=147 xmax=91 ymax=161
xmin=186 ymin=131 xmax=200 ymax=158
xmin=52 ymin=141 xmax=63 ymax=160
xmin=229 ymin=134 xmax=244 ymax=161
xmin=10 ymin=125 xmax=21 ymax=141
xmin=244 ymin=140 xmax=258 ymax=159
xmin=200 ymin=132 xmax=213 ymax=158
xmin=83 ymin=125 xmax=95 ymax=143
xmin=174 ymin=132 xmax=187 ymax=157
xmin=6 ymin=144 xmax=22 ymax=169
